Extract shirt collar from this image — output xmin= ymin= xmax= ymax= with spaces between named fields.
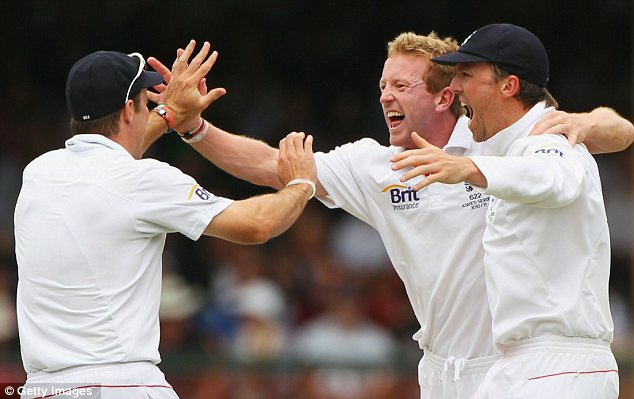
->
xmin=444 ymin=116 xmax=474 ymax=155
xmin=65 ymin=134 xmax=133 ymax=158
xmin=478 ymin=102 xmax=554 ymax=156
xmin=389 ymin=115 xmax=475 ymax=155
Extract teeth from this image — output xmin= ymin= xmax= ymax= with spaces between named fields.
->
xmin=387 ymin=111 xmax=404 ymax=118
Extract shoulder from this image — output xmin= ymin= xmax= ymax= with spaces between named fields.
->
xmin=133 ymin=157 xmax=196 ymax=184
xmin=514 ymin=133 xmax=567 ymax=150
xmin=319 ymin=138 xmax=394 ymax=160
xmin=23 ymin=149 xmax=65 ymax=175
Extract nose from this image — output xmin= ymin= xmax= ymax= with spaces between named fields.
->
xmin=379 ymin=87 xmax=394 ymax=104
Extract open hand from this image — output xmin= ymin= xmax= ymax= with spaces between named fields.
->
xmin=390 ymin=132 xmax=484 ymax=191
xmin=147 ymin=40 xmax=226 ymax=132
xmin=529 ymin=110 xmax=588 ymax=146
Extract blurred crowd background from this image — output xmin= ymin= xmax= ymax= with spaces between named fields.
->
xmin=0 ymin=1 xmax=632 ymax=398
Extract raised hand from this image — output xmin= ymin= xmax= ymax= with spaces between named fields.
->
xmin=147 ymin=40 xmax=226 ymax=133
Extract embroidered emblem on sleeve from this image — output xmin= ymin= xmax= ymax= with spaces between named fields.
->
xmin=534 ymin=147 xmax=564 ymax=157
xmin=187 ymin=184 xmax=211 ymax=201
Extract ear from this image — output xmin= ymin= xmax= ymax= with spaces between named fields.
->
xmin=501 ymin=75 xmax=521 ymax=97
xmin=434 ymin=87 xmax=455 ymax=111
xmin=120 ymin=99 xmax=135 ymax=125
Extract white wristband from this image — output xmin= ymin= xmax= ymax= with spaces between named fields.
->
xmin=286 ymin=178 xmax=316 ymax=199
xmin=181 ymin=119 xmax=208 ymax=143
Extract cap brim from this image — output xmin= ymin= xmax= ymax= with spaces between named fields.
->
xmin=129 ymin=70 xmax=164 ymax=98
xmin=138 ymin=70 xmax=164 ymax=88
xmin=432 ymin=51 xmax=490 ymax=66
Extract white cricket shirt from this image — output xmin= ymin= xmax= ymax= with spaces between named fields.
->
xmin=14 ymin=134 xmax=233 ymax=373
xmin=469 ymin=103 xmax=614 ymax=352
xmin=315 ymin=117 xmax=496 ymax=360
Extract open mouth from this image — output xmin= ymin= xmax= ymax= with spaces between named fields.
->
xmin=387 ymin=111 xmax=405 ymax=127
xmin=462 ymin=103 xmax=473 ymax=119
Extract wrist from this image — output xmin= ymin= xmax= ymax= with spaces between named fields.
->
xmin=465 ymin=158 xmax=487 ymax=189
xmin=180 ymin=118 xmax=208 ymax=143
xmin=151 ymin=104 xmax=175 ymax=134
xmin=286 ymin=178 xmax=316 ymax=199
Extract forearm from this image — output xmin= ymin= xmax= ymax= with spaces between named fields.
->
xmin=583 ymin=107 xmax=634 ymax=154
xmin=190 ymin=121 xmax=282 ymax=189
xmin=204 ymin=183 xmax=312 ymax=244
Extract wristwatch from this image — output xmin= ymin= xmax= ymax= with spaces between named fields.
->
xmin=152 ymin=105 xmax=175 ymax=134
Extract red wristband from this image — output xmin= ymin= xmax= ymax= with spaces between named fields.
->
xmin=152 ymin=104 xmax=175 ymax=133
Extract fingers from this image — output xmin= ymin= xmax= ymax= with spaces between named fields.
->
xmin=304 ymin=134 xmax=314 ymax=154
xmin=413 ymin=176 xmax=435 ymax=191
xmin=146 ymin=90 xmax=161 ymax=104
xmin=191 ymin=49 xmax=219 ymax=85
xmin=399 ymin=164 xmax=432 ymax=183
xmin=188 ymin=42 xmax=211 ymax=73
xmin=198 ymin=78 xmax=208 ymax=95
xmin=174 ymin=40 xmax=196 ymax=70
xmin=147 ymin=57 xmax=172 ymax=84
xmin=411 ymin=132 xmax=431 ymax=149
xmin=279 ymin=132 xmax=309 ymax=160
xmin=391 ymin=150 xmax=430 ymax=170
xmin=202 ymin=87 xmax=227 ymax=107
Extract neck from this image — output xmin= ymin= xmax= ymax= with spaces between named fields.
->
xmin=406 ymin=113 xmax=458 ymax=150
xmin=110 ymin=128 xmax=142 ymax=160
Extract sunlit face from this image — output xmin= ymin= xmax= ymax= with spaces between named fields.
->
xmin=450 ymin=63 xmax=503 ymax=142
xmin=379 ymin=54 xmax=439 ymax=149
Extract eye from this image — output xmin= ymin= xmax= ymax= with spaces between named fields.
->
xmin=395 ymin=84 xmax=408 ymax=91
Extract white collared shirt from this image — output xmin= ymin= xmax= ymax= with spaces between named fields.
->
xmin=14 ymin=134 xmax=233 ymax=373
xmin=314 ymin=116 xmax=496 ymax=360
xmin=468 ymin=103 xmax=614 ymax=351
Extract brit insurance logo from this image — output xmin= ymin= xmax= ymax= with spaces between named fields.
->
xmin=382 ymin=184 xmax=421 ymax=211
xmin=187 ymin=184 xmax=212 ymax=201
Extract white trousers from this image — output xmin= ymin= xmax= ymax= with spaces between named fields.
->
xmin=22 ymin=361 xmax=179 ymax=399
xmin=419 ymin=350 xmax=499 ymax=399
xmin=478 ymin=337 xmax=619 ymax=399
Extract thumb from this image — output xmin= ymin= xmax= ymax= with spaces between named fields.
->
xmin=411 ymin=132 xmax=431 ymax=149
xmin=202 ymin=88 xmax=227 ymax=108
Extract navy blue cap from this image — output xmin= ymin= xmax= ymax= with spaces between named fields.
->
xmin=65 ymin=51 xmax=164 ymax=121
xmin=432 ymin=24 xmax=549 ymax=87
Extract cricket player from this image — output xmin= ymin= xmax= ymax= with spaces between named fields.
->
xmin=14 ymin=42 xmax=317 ymax=399
xmin=393 ymin=23 xmax=621 ymax=398
xmin=146 ymin=32 xmax=633 ymax=398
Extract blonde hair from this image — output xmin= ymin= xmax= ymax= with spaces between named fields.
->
xmin=387 ymin=32 xmax=463 ymax=116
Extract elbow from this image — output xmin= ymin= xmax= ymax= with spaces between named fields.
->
xmin=242 ymin=220 xmax=276 ymax=244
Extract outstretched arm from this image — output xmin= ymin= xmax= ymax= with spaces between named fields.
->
xmin=147 ymin=54 xmax=328 ymax=196
xmin=203 ymin=133 xmax=317 ymax=244
xmin=192 ymin=123 xmax=283 ymax=189
xmin=530 ymin=107 xmax=634 ymax=154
